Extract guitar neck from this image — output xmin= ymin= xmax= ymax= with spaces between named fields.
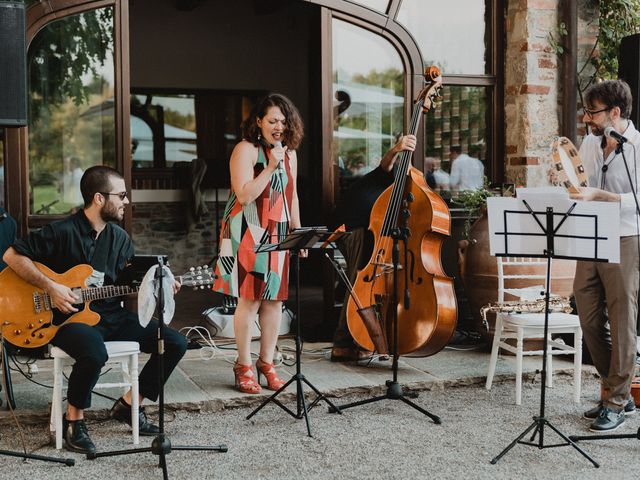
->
xmin=38 ymin=284 xmax=139 ymax=312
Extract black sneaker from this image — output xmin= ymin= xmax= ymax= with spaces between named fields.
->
xmin=110 ymin=397 xmax=160 ymax=436
xmin=583 ymin=398 xmax=636 ymax=419
xmin=63 ymin=415 xmax=97 ymax=454
xmin=589 ymin=407 xmax=625 ymax=432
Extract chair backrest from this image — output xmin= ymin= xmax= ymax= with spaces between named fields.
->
xmin=497 ymin=257 xmax=550 ymax=303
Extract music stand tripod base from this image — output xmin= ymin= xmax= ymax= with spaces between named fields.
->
xmin=246 ymin=229 xmax=344 ymax=437
xmin=486 ymin=197 xmax=615 ymax=469
xmin=328 ymin=226 xmax=441 ymax=424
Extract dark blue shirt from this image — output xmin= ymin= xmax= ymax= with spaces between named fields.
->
xmin=11 ymin=209 xmax=134 ymax=314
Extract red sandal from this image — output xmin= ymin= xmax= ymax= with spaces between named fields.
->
xmin=233 ymin=362 xmax=261 ymax=394
xmin=256 ymin=357 xmax=286 ymax=391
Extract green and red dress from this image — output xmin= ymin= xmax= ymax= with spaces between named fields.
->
xmin=213 ymin=145 xmax=293 ymax=301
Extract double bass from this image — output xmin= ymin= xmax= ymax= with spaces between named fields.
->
xmin=346 ymin=66 xmax=457 ymax=356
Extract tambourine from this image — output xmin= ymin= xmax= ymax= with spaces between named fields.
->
xmin=551 ymin=137 xmax=588 ymax=193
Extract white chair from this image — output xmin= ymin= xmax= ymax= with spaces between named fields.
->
xmin=485 ymin=257 xmax=582 ymax=405
xmin=50 ymin=341 xmax=140 ymax=449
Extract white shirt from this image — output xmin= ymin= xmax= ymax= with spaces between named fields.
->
xmin=433 ymin=169 xmax=450 ymax=189
xmin=450 ymin=154 xmax=484 ymax=190
xmin=579 ymin=121 xmax=640 ymax=236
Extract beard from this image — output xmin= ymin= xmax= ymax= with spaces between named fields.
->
xmin=100 ymin=202 xmax=124 ymax=222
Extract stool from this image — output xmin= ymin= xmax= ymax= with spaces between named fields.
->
xmin=50 ymin=341 xmax=140 ymax=449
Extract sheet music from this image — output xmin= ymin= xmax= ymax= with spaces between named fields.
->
xmin=487 ymin=191 xmax=620 ymax=263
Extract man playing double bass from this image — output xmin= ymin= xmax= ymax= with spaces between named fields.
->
xmin=571 ymin=80 xmax=639 ymax=432
xmin=330 ymin=134 xmax=417 ymax=361
xmin=3 ymin=166 xmax=188 ymax=453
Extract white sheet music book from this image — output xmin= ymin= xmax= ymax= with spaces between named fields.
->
xmin=487 ymin=187 xmax=620 ymax=263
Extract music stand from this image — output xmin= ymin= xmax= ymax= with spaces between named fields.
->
xmin=246 ymin=227 xmax=345 ymax=437
xmin=87 ymin=257 xmax=227 ymax=479
xmin=486 ymin=189 xmax=620 ymax=468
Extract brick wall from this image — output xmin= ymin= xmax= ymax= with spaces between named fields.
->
xmin=131 ymin=201 xmax=221 ymax=275
xmin=504 ymin=0 xmax=598 ymax=187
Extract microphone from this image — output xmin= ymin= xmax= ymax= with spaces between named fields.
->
xmin=604 ymin=126 xmax=628 ymax=144
xmin=274 ymin=141 xmax=284 ymax=170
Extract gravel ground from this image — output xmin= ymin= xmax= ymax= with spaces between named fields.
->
xmin=0 ymin=376 xmax=637 ymax=480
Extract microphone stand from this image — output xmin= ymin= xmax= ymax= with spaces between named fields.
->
xmin=87 ymin=257 xmax=227 ymax=479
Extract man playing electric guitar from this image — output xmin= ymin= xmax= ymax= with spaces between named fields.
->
xmin=3 ymin=166 xmax=188 ymax=454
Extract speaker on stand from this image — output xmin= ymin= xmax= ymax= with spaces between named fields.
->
xmin=0 ymin=1 xmax=27 ymax=127
xmin=619 ymin=33 xmax=640 ymax=127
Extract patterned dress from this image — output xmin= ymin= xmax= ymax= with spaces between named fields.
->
xmin=213 ymin=145 xmax=294 ymax=301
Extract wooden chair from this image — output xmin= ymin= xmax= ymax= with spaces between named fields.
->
xmin=485 ymin=257 xmax=582 ymax=405
xmin=50 ymin=341 xmax=140 ymax=449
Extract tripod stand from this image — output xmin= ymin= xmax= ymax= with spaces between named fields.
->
xmin=87 ymin=258 xmax=227 ymax=479
xmin=486 ymin=196 xmax=617 ymax=468
xmin=328 ymin=206 xmax=441 ymax=423
xmin=247 ymin=229 xmax=342 ymax=437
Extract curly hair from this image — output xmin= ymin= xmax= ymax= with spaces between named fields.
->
xmin=240 ymin=93 xmax=304 ymax=150
xmin=585 ymin=80 xmax=633 ymax=119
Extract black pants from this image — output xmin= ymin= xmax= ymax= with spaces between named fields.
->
xmin=51 ymin=309 xmax=188 ymax=409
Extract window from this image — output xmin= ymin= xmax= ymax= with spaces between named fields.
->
xmin=396 ymin=0 xmax=501 ymax=187
xmin=332 ymin=19 xmax=404 ymax=189
xmin=130 ymin=89 xmax=262 ymax=189
xmin=397 ymin=0 xmax=486 ymax=75
xmin=131 ymin=93 xmax=197 ymax=169
xmin=27 ymin=7 xmax=115 ymax=215
xmin=348 ymin=0 xmax=389 ymax=13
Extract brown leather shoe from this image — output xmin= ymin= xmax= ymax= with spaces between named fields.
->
xmin=330 ymin=346 xmax=372 ymax=362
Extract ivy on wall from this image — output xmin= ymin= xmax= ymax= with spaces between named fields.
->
xmin=593 ymin=0 xmax=640 ymax=79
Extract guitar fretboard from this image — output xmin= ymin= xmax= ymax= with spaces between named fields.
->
xmin=34 ymin=285 xmax=139 ymax=313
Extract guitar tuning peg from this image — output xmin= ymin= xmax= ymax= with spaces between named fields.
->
xmin=190 ymin=267 xmax=195 ymax=272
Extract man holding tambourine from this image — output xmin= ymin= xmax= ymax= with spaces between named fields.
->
xmin=570 ymin=80 xmax=640 ymax=433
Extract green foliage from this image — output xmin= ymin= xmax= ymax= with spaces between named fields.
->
xmin=452 ymin=181 xmax=494 ymax=241
xmin=593 ymin=0 xmax=640 ymax=79
xmin=351 ymin=67 xmax=404 ymax=97
xmin=548 ymin=22 xmax=568 ymax=55
xmin=29 ymin=8 xmax=113 ymax=123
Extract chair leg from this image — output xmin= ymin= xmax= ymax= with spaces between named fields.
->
xmin=515 ymin=328 xmax=524 ymax=405
xmin=486 ymin=315 xmax=504 ymax=391
xmin=130 ymin=354 xmax=139 ymax=445
xmin=52 ymin=357 xmax=64 ymax=450
xmin=574 ymin=327 xmax=582 ymax=403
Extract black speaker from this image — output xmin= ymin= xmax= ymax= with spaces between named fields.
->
xmin=619 ymin=33 xmax=640 ymax=127
xmin=0 ymin=2 xmax=27 ymax=126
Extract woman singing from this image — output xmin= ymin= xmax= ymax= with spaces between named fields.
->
xmin=212 ymin=93 xmax=304 ymax=393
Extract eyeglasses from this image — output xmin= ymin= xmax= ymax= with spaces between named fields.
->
xmin=583 ymin=107 xmax=612 ymax=118
xmin=100 ymin=191 xmax=128 ymax=201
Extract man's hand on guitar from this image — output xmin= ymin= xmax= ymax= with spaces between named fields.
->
xmin=47 ymin=282 xmax=80 ymax=314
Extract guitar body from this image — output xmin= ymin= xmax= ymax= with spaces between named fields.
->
xmin=0 ymin=262 xmax=99 ymax=348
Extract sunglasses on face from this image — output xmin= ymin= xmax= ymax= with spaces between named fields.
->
xmin=100 ymin=191 xmax=128 ymax=200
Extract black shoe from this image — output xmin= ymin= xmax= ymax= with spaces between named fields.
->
xmin=589 ymin=407 xmax=626 ymax=432
xmin=583 ymin=398 xmax=636 ymax=419
xmin=330 ymin=346 xmax=372 ymax=362
xmin=63 ymin=415 xmax=96 ymax=454
xmin=110 ymin=397 xmax=160 ymax=436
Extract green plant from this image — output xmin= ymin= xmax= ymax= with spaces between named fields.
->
xmin=592 ymin=0 xmax=640 ymax=80
xmin=452 ymin=180 xmax=495 ymax=242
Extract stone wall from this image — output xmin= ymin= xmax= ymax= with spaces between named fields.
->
xmin=504 ymin=0 xmax=598 ymax=187
xmin=131 ymin=201 xmax=220 ymax=275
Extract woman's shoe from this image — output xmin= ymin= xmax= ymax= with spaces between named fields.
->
xmin=233 ymin=362 xmax=261 ymax=394
xmin=256 ymin=357 xmax=286 ymax=391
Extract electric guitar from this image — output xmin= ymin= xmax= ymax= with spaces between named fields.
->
xmin=0 ymin=262 xmax=214 ymax=349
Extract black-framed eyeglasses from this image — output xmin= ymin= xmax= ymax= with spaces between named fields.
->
xmin=583 ymin=107 xmax=612 ymax=118
xmin=100 ymin=191 xmax=128 ymax=200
